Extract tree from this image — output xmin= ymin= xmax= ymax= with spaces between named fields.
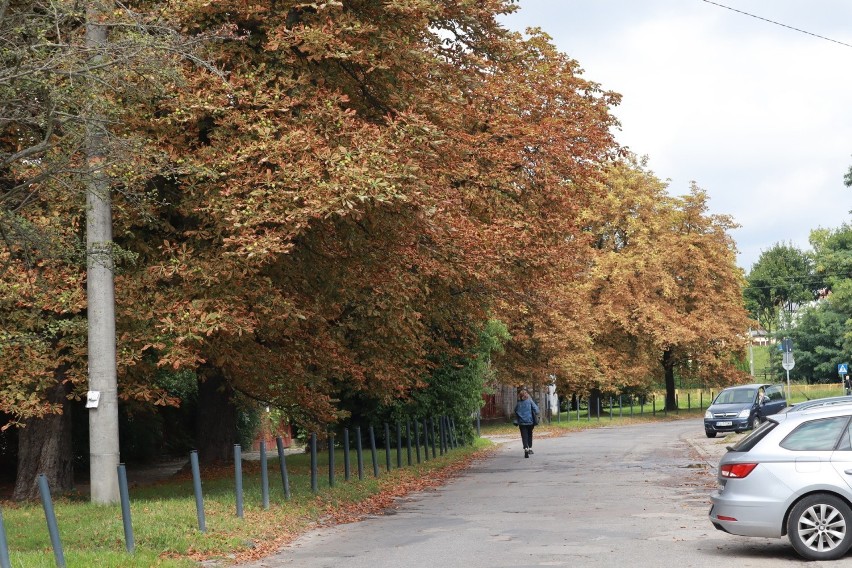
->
xmin=0 ymin=0 xmax=218 ymax=500
xmin=585 ymin=158 xmax=751 ymax=409
xmin=114 ymin=2 xmax=622 ymax=460
xmin=745 ymin=243 xmax=817 ymax=336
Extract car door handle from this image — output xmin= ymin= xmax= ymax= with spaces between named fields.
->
xmin=845 ymin=469 xmax=852 ymax=475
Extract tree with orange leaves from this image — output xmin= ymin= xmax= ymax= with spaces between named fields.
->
xmin=584 ymin=157 xmax=751 ymax=409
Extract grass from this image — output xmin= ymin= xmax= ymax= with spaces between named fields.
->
xmin=0 ymin=441 xmax=491 ymax=567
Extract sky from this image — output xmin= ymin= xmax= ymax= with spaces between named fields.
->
xmin=500 ymin=0 xmax=852 ymax=271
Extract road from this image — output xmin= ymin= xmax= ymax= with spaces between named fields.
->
xmin=239 ymin=420 xmax=835 ymax=567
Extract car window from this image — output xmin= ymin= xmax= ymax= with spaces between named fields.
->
xmin=780 ymin=416 xmax=850 ymax=451
xmin=766 ymin=386 xmax=784 ymax=401
xmin=838 ymin=423 xmax=852 ymax=451
xmin=729 ymin=420 xmax=776 ymax=452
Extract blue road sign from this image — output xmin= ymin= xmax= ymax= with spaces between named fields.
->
xmin=839 ymin=363 xmax=848 ymax=375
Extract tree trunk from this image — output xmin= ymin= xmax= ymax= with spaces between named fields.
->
xmin=13 ymin=382 xmax=73 ymax=501
xmin=196 ymin=367 xmax=238 ymax=465
xmin=663 ymin=348 xmax=677 ymax=411
xmin=588 ymin=388 xmax=602 ymax=418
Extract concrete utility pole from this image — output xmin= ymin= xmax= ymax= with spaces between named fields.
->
xmin=86 ymin=4 xmax=120 ymax=504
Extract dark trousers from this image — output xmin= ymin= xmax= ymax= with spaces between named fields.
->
xmin=519 ymin=424 xmax=534 ymax=449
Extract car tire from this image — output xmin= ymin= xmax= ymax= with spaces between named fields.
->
xmin=787 ymin=493 xmax=852 ymax=560
xmin=705 ymin=431 xmax=716 ymax=438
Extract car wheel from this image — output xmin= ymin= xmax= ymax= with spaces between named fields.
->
xmin=705 ymin=431 xmax=716 ymax=438
xmin=787 ymin=494 xmax=852 ymax=560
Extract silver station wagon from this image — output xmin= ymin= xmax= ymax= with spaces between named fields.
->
xmin=709 ymin=403 xmax=852 ymax=560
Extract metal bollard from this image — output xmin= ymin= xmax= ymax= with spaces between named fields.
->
xmin=38 ymin=474 xmax=66 ymax=568
xmin=414 ymin=421 xmax=421 ymax=463
xmin=344 ymin=428 xmax=351 ymax=481
xmin=421 ymin=419 xmax=430 ymax=462
xmin=369 ymin=426 xmax=379 ymax=477
xmin=0 ymin=506 xmax=10 ymax=568
xmin=405 ymin=422 xmax=412 ymax=466
xmin=275 ymin=437 xmax=291 ymax=500
xmin=117 ymin=464 xmax=135 ymax=553
xmin=328 ymin=434 xmax=336 ymax=488
xmin=356 ymin=426 xmax=364 ymax=480
xmin=384 ymin=423 xmax=392 ymax=472
xmin=260 ymin=441 xmax=269 ymax=509
xmin=396 ymin=423 xmax=403 ymax=468
xmin=310 ymin=433 xmax=318 ymax=493
xmin=190 ymin=450 xmax=207 ymax=531
xmin=234 ymin=444 xmax=244 ymax=518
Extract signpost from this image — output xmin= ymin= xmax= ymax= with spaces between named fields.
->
xmin=840 ymin=363 xmax=849 ymax=395
xmin=781 ymin=338 xmax=794 ymax=400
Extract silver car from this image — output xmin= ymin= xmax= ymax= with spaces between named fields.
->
xmin=709 ymin=404 xmax=852 ymax=560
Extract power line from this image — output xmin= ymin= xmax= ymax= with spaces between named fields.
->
xmin=701 ymin=0 xmax=852 ymax=49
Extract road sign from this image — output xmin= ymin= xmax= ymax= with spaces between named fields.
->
xmin=840 ymin=363 xmax=849 ymax=376
xmin=782 ymin=352 xmax=795 ymax=371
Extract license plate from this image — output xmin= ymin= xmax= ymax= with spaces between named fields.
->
xmin=717 ymin=421 xmax=732 ymax=427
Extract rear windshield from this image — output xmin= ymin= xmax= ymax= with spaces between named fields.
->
xmin=728 ymin=420 xmax=777 ymax=452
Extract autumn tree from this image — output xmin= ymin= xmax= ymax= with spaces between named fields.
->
xmin=0 ymin=0 xmax=218 ymax=499
xmin=585 ymin=158 xmax=751 ymax=409
xmin=108 ymin=1 xmax=622 ymax=463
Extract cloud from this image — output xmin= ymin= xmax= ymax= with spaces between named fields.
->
xmin=502 ymin=0 xmax=852 ymax=270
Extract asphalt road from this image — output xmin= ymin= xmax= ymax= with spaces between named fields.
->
xmin=238 ymin=420 xmax=836 ymax=567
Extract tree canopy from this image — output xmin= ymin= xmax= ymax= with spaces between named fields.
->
xmin=1 ymin=0 xmax=752 ymax=484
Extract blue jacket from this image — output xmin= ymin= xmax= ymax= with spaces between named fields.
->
xmin=514 ymin=397 xmax=540 ymax=426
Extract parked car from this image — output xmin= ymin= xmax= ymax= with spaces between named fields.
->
xmin=703 ymin=383 xmax=786 ymax=438
xmin=709 ymin=405 xmax=852 ymax=560
xmin=782 ymin=395 xmax=852 ymax=413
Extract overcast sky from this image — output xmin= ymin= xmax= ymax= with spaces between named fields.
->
xmin=500 ymin=0 xmax=852 ymax=271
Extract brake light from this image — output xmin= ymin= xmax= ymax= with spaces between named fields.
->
xmin=720 ymin=463 xmax=758 ymax=478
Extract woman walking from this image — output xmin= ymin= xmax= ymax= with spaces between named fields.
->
xmin=514 ymin=388 xmax=540 ymax=458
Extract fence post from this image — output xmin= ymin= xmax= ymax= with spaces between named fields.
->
xmin=414 ymin=421 xmax=421 ymax=463
xmin=234 ymin=444 xmax=244 ymax=518
xmin=369 ymin=426 xmax=379 ymax=477
xmin=310 ymin=433 xmax=318 ymax=493
xmin=260 ymin=441 xmax=269 ymax=509
xmin=396 ymin=422 xmax=403 ymax=468
xmin=38 ymin=474 xmax=66 ymax=568
xmin=356 ymin=426 xmax=364 ymax=480
xmin=405 ymin=422 xmax=412 ymax=466
xmin=190 ymin=450 xmax=207 ymax=531
xmin=117 ymin=464 xmax=135 ymax=554
xmin=275 ymin=437 xmax=291 ymax=500
xmin=422 ymin=418 xmax=430 ymax=461
xmin=328 ymin=433 xmax=336 ymax=488
xmin=384 ymin=423 xmax=392 ymax=472
xmin=0 ymin=506 xmax=10 ymax=568
xmin=343 ymin=428 xmax=351 ymax=481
